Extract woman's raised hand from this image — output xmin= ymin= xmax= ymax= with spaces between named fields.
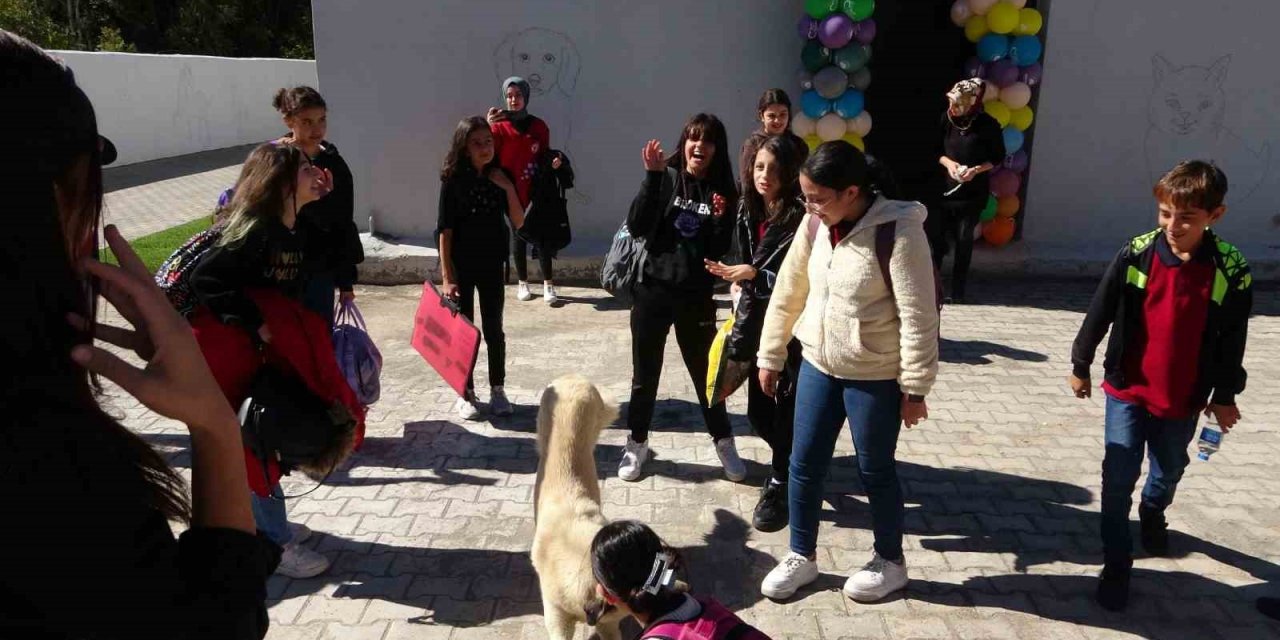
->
xmin=642 ymin=139 xmax=666 ymax=172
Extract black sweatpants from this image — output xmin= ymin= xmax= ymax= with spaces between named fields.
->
xmin=927 ymin=197 xmax=985 ymax=299
xmin=627 ymin=281 xmax=732 ymax=443
xmin=512 ymin=236 xmax=554 ymax=282
xmin=455 ymin=260 xmax=506 ymax=390
xmin=746 ymin=340 xmax=801 ymax=481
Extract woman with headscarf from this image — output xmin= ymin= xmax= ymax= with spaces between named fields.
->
xmin=930 ymin=78 xmax=1005 ymax=303
xmin=486 ymin=77 xmax=563 ymax=303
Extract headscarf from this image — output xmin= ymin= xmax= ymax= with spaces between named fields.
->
xmin=946 ymin=78 xmax=986 ymax=118
xmin=502 ymin=76 xmax=531 ymax=122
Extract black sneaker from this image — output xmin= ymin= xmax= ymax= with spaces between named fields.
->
xmin=1096 ymin=564 xmax=1131 ymax=612
xmin=1257 ymin=597 xmax=1280 ymax=621
xmin=752 ymin=480 xmax=788 ymax=533
xmin=1139 ymin=505 xmax=1169 ymax=557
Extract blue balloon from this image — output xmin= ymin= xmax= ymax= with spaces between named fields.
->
xmin=1010 ymin=35 xmax=1043 ymax=67
xmin=801 ymin=89 xmax=833 ymax=119
xmin=977 ymin=34 xmax=1010 ymax=63
xmin=833 ymin=88 xmax=865 ymax=119
xmin=1003 ymin=126 xmax=1024 ymax=155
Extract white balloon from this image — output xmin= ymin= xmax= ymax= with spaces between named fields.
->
xmin=850 ymin=111 xmax=873 ymax=137
xmin=983 ymin=84 xmax=1001 ymax=103
xmin=950 ymin=0 xmax=972 ymax=27
xmin=967 ymin=0 xmax=999 ymax=15
xmin=791 ymin=113 xmax=817 ymax=138
xmin=1000 ymin=82 xmax=1032 ymax=110
xmin=816 ymin=113 xmax=847 ymax=142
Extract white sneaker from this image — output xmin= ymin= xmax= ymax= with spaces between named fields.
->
xmin=543 ymin=284 xmax=558 ymax=304
xmin=276 ymin=542 xmax=330 ymax=579
xmin=453 ymin=393 xmax=482 ymax=421
xmin=761 ymin=552 xmax=819 ymax=600
xmin=714 ymin=437 xmax=747 ymax=482
xmin=843 ymin=552 xmax=909 ymax=602
xmin=490 ymin=386 xmax=513 ymax=416
xmin=617 ymin=438 xmax=650 ymax=482
xmin=516 ymin=282 xmax=534 ymax=301
xmin=288 ymin=522 xmax=312 ymax=544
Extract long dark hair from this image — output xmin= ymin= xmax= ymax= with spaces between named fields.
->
xmin=743 ymin=135 xmax=804 ymax=227
xmin=666 ymin=113 xmax=739 ymax=213
xmin=219 ymin=143 xmax=310 ymax=247
xmin=591 ymin=521 xmax=685 ymax=616
xmin=0 ymin=30 xmax=190 ymax=522
xmin=440 ymin=116 xmax=498 ymax=182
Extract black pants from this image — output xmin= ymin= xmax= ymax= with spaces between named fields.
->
xmin=455 ymin=260 xmax=506 ymax=390
xmin=512 ymin=236 xmax=554 ymax=282
xmin=302 ymin=271 xmax=337 ymax=329
xmin=746 ymin=341 xmax=801 ymax=481
xmin=627 ymin=282 xmax=732 ymax=443
xmin=927 ymin=198 xmax=985 ymax=299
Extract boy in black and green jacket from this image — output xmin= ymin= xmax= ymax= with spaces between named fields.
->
xmin=1069 ymin=161 xmax=1252 ymax=612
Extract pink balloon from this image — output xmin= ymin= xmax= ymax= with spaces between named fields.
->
xmin=1002 ymin=149 xmax=1029 ymax=173
xmin=989 ymin=168 xmax=1022 ymax=198
xmin=852 ymin=19 xmax=877 ymax=45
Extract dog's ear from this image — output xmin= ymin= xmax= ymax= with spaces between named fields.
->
xmin=557 ymin=34 xmax=580 ymax=97
xmin=584 ymin=599 xmax=615 ymax=625
xmin=493 ymin=31 xmax=517 ymax=81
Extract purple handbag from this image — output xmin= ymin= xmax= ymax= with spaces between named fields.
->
xmin=333 ymin=300 xmax=382 ymax=406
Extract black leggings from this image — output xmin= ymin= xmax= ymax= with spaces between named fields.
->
xmin=455 ymin=261 xmax=506 ymax=389
xmin=627 ymin=282 xmax=732 ymax=443
xmin=928 ymin=198 xmax=985 ymax=298
xmin=746 ymin=342 xmax=801 ymax=481
xmin=512 ymin=236 xmax=554 ymax=282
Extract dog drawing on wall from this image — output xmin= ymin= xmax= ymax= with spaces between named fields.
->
xmin=494 ymin=27 xmax=591 ymax=204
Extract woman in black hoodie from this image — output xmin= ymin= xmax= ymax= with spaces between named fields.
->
xmin=273 ymin=86 xmax=364 ymax=325
xmin=706 ymin=134 xmax=806 ymax=532
xmin=619 ymin=114 xmax=740 ymax=483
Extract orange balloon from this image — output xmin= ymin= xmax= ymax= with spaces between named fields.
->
xmin=982 ymin=217 xmax=1016 ymax=246
xmin=996 ymin=195 xmax=1021 ymax=218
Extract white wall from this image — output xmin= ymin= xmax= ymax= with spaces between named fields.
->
xmin=53 ymin=51 xmax=317 ymax=166
xmin=313 ymin=0 xmax=797 ymax=249
xmin=1026 ymin=0 xmax=1280 ymax=260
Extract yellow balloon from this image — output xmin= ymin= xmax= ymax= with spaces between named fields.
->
xmin=964 ymin=14 xmax=989 ymax=43
xmin=986 ymin=2 xmax=1019 ymax=34
xmin=1010 ymin=105 xmax=1035 ymax=131
xmin=984 ymin=101 xmax=1011 ymax=128
xmin=1014 ymin=8 xmax=1043 ymax=36
xmin=841 ymin=132 xmax=865 ymax=152
xmin=804 ymin=134 xmax=822 ymax=153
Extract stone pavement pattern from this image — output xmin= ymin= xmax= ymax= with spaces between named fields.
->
xmin=108 ymin=281 xmax=1280 ymax=640
xmin=103 ymin=144 xmax=255 ymax=239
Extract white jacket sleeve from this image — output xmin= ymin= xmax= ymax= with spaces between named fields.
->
xmin=889 ymin=220 xmax=940 ymax=396
xmin=757 ymin=216 xmax=815 ymax=372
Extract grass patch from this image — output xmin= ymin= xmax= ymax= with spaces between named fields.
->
xmin=104 ymin=217 xmax=213 ymax=272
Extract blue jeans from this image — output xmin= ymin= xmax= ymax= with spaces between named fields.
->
xmin=1101 ymin=394 xmax=1199 ymax=566
xmin=251 ymin=484 xmax=292 ymax=547
xmin=789 ymin=361 xmax=903 ymax=560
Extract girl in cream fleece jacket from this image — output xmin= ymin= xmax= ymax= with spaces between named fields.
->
xmin=756 ymin=141 xmax=939 ymax=605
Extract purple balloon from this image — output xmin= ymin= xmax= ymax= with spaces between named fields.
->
xmin=798 ymin=16 xmax=819 ymax=40
xmin=852 ymin=19 xmax=877 ymax=45
xmin=819 ymin=14 xmax=855 ymax=49
xmin=963 ymin=56 xmax=986 ymax=79
xmin=990 ymin=168 xmax=1023 ymax=199
xmin=1019 ymin=62 xmax=1043 ymax=87
xmin=1002 ymin=149 xmax=1029 ymax=174
xmin=987 ymin=59 xmax=1020 ymax=89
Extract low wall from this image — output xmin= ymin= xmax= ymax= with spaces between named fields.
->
xmin=53 ymin=51 xmax=317 ymax=166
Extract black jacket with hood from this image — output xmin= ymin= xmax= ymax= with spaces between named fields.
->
xmin=725 ymin=197 xmax=805 ymax=361
xmin=298 ymin=141 xmax=363 ymax=291
xmin=626 ymin=169 xmax=735 ymax=294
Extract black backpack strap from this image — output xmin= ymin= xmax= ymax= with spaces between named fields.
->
xmin=875 ymin=220 xmax=897 ymax=293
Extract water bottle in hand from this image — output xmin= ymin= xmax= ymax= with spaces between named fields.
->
xmin=1197 ymin=418 xmax=1224 ymax=461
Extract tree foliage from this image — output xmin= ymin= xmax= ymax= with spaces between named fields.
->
xmin=0 ymin=0 xmax=314 ymax=58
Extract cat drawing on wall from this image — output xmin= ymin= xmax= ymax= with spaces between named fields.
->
xmin=1144 ymin=54 xmax=1270 ymax=201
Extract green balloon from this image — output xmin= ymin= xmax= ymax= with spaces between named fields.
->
xmin=842 ymin=0 xmax=876 ymax=21
xmin=833 ymin=44 xmax=872 ymax=73
xmin=802 ymin=40 xmax=833 ymax=73
xmin=806 ymin=0 xmax=839 ymax=19
xmin=980 ymin=194 xmax=998 ymax=222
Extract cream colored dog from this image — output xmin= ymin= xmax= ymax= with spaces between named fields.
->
xmin=532 ymin=375 xmax=624 ymax=640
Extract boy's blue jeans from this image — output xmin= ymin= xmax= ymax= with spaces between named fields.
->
xmin=789 ymin=361 xmax=904 ymax=560
xmin=251 ymin=484 xmax=293 ymax=547
xmin=1101 ymin=394 xmax=1199 ymax=567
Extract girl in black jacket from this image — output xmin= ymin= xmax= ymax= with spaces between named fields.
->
xmin=620 ymin=114 xmax=740 ymax=483
xmin=273 ymin=86 xmax=364 ymax=326
xmin=706 ymin=135 xmax=806 ymax=531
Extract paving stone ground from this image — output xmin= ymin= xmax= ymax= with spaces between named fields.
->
xmin=103 ymin=144 xmax=254 ymax=239
xmin=102 ymin=278 xmax=1280 ymax=640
